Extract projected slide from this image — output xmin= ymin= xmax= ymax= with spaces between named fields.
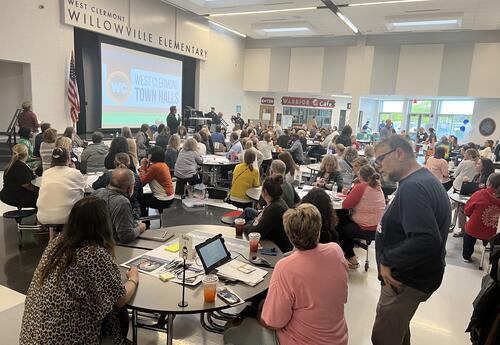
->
xmin=101 ymin=43 xmax=182 ymax=128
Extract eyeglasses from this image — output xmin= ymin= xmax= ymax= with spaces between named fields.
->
xmin=375 ymin=149 xmax=396 ymax=166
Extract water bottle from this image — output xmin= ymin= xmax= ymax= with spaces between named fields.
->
xmin=115 ymin=130 xmax=120 ymax=138
xmin=332 ymin=182 xmax=337 ymax=195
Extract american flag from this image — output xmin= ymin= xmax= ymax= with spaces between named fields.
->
xmin=68 ymin=51 xmax=80 ymax=124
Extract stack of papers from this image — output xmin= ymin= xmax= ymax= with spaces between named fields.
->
xmin=216 ymin=259 xmax=268 ymax=287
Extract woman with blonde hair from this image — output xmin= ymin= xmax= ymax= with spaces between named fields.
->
xmin=174 ymin=138 xmax=203 ymax=185
xmin=55 ymin=136 xmax=80 ymax=170
xmin=229 ymin=150 xmax=260 ymax=209
xmin=0 ymin=144 xmax=39 ymax=208
xmin=165 ymin=134 xmax=181 ymax=172
xmin=239 ymin=139 xmax=263 ymax=169
xmin=313 ymin=154 xmax=343 ymax=192
xmin=121 ymin=126 xmax=139 ymax=167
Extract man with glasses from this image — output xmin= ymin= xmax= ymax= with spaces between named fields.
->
xmin=372 ymin=135 xmax=451 ymax=345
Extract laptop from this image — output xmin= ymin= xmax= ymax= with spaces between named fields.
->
xmin=460 ymin=182 xmax=480 ymax=196
xmin=138 ymin=228 xmax=175 ymax=242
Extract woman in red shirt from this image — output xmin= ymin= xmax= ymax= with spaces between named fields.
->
xmin=139 ymin=146 xmax=174 ymax=224
xmin=462 ymin=173 xmax=500 ymax=262
xmin=338 ymin=165 xmax=386 ymax=268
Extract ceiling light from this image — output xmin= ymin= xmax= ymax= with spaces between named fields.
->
xmin=208 ymin=20 xmax=247 ymax=38
xmin=208 ymin=7 xmax=317 ymax=17
xmin=336 ymin=12 xmax=359 ymax=33
xmin=392 ymin=19 xmax=458 ymax=26
xmin=347 ymin=0 xmax=432 ymax=7
xmin=262 ymin=27 xmax=310 ymax=33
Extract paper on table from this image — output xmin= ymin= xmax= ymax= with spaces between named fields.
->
xmin=216 ymin=259 xmax=268 ymax=287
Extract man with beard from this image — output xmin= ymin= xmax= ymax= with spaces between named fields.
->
xmin=372 ymin=135 xmax=451 ymax=345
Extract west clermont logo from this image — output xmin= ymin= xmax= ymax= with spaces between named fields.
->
xmin=106 ymin=71 xmax=131 ymax=104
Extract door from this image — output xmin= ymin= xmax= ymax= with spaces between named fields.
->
xmin=259 ymin=105 xmax=275 ymax=125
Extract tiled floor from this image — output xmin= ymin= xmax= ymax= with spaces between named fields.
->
xmin=0 ymin=169 xmax=488 ymax=345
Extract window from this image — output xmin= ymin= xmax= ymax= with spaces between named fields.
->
xmin=283 ymin=107 xmax=332 ymax=127
xmin=436 ymin=100 xmax=475 ymax=141
xmin=439 ymin=100 xmax=475 ymax=115
xmin=408 ymin=100 xmax=432 ymax=140
xmin=379 ymin=101 xmax=404 ymax=132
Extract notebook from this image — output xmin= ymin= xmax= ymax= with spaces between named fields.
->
xmin=138 ymin=228 xmax=175 ymax=242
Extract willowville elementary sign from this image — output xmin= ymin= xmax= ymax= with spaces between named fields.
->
xmin=63 ymin=0 xmax=209 ymax=60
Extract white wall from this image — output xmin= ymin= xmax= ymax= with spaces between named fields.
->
xmin=197 ymin=25 xmax=246 ymax=119
xmin=0 ymin=0 xmax=74 ymax=132
xmin=0 ymin=61 xmax=27 ymax=129
xmin=470 ymin=99 xmax=500 ymax=144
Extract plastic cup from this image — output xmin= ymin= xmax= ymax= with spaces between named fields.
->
xmin=248 ymin=232 xmax=261 ymax=253
xmin=234 ymin=218 xmax=245 ymax=237
xmin=203 ymin=274 xmax=218 ymax=303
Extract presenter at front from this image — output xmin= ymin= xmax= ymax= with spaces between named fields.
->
xmin=167 ymin=106 xmax=180 ymax=135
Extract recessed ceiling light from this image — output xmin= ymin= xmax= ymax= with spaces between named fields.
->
xmin=348 ymin=0 xmax=432 ymax=6
xmin=208 ymin=7 xmax=317 ymax=17
xmin=262 ymin=27 xmax=310 ymax=33
xmin=392 ymin=19 xmax=458 ymax=26
xmin=208 ymin=20 xmax=247 ymax=38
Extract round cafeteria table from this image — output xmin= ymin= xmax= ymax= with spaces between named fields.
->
xmin=246 ymin=187 xmax=262 ymax=201
xmin=117 ymin=224 xmax=282 ymax=345
xmin=200 ymin=155 xmax=238 ymax=187
xmin=448 ymin=191 xmax=470 ymax=231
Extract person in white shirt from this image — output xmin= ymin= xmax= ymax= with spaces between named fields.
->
xmin=479 ymin=140 xmax=494 ymax=160
xmin=453 ymin=148 xmax=480 ymax=192
xmin=259 ymin=132 xmax=274 ymax=175
xmin=37 ymin=147 xmax=85 ymax=238
xmin=193 ymin=133 xmax=207 ymax=156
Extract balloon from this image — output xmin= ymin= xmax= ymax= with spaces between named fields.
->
xmin=460 ymin=126 xmax=466 ymax=132
xmin=463 ymin=119 xmax=469 ymax=125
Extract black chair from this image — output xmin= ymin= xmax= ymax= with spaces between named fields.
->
xmin=352 ymin=237 xmax=375 ymax=272
xmin=3 ymin=208 xmax=40 ymax=248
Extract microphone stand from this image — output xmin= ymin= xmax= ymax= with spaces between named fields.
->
xmin=178 ymin=246 xmax=189 ymax=308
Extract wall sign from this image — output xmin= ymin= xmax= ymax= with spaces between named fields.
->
xmin=62 ymin=0 xmax=209 ymax=60
xmin=281 ymin=96 xmax=336 ymax=108
xmin=261 ymin=97 xmax=274 ymax=105
xmin=479 ymin=118 xmax=496 ymax=136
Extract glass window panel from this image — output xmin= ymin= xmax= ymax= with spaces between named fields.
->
xmin=410 ymin=100 xmax=432 ymax=114
xmin=439 ymin=100 xmax=475 ymax=115
xmin=381 ymin=101 xmax=404 ymax=113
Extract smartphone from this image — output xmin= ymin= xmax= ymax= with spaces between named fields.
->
xmin=217 ymin=286 xmax=241 ymax=305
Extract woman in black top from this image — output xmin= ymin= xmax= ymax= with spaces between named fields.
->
xmin=471 ymin=158 xmax=495 ymax=187
xmin=301 ymin=188 xmax=339 ymax=244
xmin=336 ymin=125 xmax=353 ymax=147
xmin=104 ymin=137 xmax=136 ymax=172
xmin=312 ymin=154 xmax=343 ymax=192
xmin=0 ymin=144 xmax=39 ymax=208
xmin=244 ymin=175 xmax=292 ymax=253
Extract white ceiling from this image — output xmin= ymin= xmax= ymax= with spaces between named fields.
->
xmin=163 ymin=0 xmax=500 ymax=38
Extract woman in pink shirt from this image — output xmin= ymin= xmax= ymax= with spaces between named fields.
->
xmin=338 ymin=165 xmax=386 ymax=268
xmin=224 ymin=204 xmax=348 ymax=345
xmin=425 ymin=146 xmax=450 ymax=185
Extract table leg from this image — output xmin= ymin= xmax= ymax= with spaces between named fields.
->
xmin=132 ymin=309 xmax=138 ymax=345
xmin=166 ymin=313 xmax=174 ymax=345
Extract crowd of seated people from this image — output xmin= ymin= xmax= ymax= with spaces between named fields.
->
xmin=2 ymin=102 xmax=499 ymax=344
